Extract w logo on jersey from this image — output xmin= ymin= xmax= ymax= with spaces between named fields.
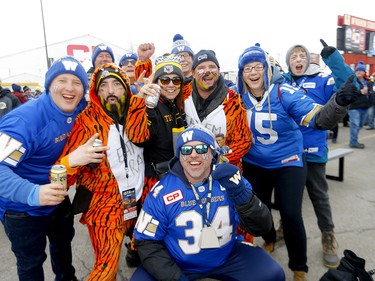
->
xmin=229 ymin=170 xmax=241 ymax=185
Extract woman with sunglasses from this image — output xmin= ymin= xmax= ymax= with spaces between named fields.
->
xmin=124 ymin=54 xmax=186 ymax=267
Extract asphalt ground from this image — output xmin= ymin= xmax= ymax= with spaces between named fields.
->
xmin=1 ymin=123 xmax=375 ymax=281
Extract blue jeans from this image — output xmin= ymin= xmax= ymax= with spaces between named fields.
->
xmin=348 ymin=109 xmax=368 ymax=145
xmin=367 ymin=105 xmax=375 ymax=128
xmin=2 ymin=197 xmax=76 ymax=281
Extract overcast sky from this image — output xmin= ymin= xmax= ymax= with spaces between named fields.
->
xmin=1 ymin=0 xmax=374 ymax=72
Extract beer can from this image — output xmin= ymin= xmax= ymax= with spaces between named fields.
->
xmin=50 ymin=164 xmax=67 ymax=191
xmin=145 ymin=85 xmax=161 ymax=109
xmin=93 ymin=139 xmax=103 ymax=148
xmin=87 ymin=139 xmax=103 ymax=169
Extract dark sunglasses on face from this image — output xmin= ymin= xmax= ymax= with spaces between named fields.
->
xmin=180 ymin=144 xmax=209 ymax=155
xmin=121 ymin=59 xmax=136 ymax=66
xmin=159 ymin=77 xmax=182 ymax=86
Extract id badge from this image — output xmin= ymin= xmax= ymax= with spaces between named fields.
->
xmin=199 ymin=226 xmax=220 ymax=249
xmin=122 ymin=188 xmax=137 ymax=221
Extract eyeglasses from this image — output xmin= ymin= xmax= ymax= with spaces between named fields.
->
xmin=178 ymin=53 xmax=191 ymax=59
xmin=121 ymin=59 xmax=136 ymax=66
xmin=159 ymin=77 xmax=182 ymax=86
xmin=243 ymin=64 xmax=264 ymax=73
xmin=180 ymin=144 xmax=209 ymax=155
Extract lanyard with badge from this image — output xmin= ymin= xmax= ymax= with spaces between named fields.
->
xmin=115 ymin=122 xmax=137 ymax=221
xmin=190 ymin=176 xmax=220 ymax=249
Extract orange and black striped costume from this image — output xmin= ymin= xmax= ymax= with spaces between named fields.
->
xmin=58 ymin=63 xmax=144 ymax=281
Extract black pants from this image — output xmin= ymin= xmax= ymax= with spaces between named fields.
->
xmin=242 ymin=160 xmax=308 ymax=272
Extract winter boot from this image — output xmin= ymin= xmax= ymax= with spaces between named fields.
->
xmin=322 ymin=231 xmax=339 ymax=268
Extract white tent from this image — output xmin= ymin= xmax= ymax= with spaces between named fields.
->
xmin=0 ymin=34 xmax=134 ymax=87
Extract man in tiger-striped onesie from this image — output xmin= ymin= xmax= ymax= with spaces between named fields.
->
xmin=58 ymin=63 xmax=144 ymax=281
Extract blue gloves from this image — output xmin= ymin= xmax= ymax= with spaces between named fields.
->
xmin=211 ymin=163 xmax=253 ymax=205
xmin=320 ymin=39 xmax=336 ymax=59
xmin=335 ymin=75 xmax=360 ymax=106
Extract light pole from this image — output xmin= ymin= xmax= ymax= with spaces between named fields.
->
xmin=40 ymin=0 xmax=50 ymax=69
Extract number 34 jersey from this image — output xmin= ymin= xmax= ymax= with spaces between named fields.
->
xmin=134 ymin=172 xmax=239 ymax=272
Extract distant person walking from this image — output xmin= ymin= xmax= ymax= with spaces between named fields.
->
xmin=348 ymin=61 xmax=373 ymax=148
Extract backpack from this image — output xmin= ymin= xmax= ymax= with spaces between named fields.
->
xmin=320 ymin=249 xmax=374 ymax=281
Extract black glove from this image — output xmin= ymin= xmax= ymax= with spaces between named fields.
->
xmin=335 ymin=75 xmax=360 ymax=106
xmin=337 ymin=249 xmax=374 ymax=281
xmin=338 ymin=249 xmax=367 ymax=272
xmin=211 ymin=163 xmax=252 ymax=205
xmin=320 ymin=39 xmax=337 ymax=59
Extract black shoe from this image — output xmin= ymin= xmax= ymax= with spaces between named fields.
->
xmin=366 ymin=127 xmax=375 ymax=130
xmin=349 ymin=143 xmax=365 ymax=149
xmin=125 ymin=243 xmax=141 ymax=268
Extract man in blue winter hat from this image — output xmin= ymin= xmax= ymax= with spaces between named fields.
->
xmin=0 ymin=56 xmax=93 ymax=281
xmin=119 ymin=52 xmax=139 ymax=94
xmin=92 ymin=43 xmax=115 ymax=69
xmin=171 ymin=34 xmax=195 ymax=83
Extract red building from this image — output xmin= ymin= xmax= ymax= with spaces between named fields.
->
xmin=337 ymin=14 xmax=375 ymax=75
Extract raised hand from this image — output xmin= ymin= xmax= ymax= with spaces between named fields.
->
xmin=320 ymin=39 xmax=336 ymax=59
xmin=211 ymin=163 xmax=252 ymax=205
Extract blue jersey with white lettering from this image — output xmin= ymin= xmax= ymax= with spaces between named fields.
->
xmin=134 ymin=172 xmax=240 ymax=272
xmin=242 ymin=83 xmax=322 ymax=168
xmin=0 ymin=92 xmax=86 ymax=220
xmin=284 ymin=72 xmax=335 ymax=162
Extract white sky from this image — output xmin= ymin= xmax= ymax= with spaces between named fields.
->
xmin=1 ymin=0 xmax=375 ymax=72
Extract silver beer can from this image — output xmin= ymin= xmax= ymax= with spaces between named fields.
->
xmin=145 ymin=85 xmax=161 ymax=109
xmin=88 ymin=139 xmax=103 ymax=169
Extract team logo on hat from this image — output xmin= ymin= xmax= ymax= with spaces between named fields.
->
xmin=163 ymin=65 xmax=174 ymax=74
xmin=197 ymin=54 xmax=208 ymax=62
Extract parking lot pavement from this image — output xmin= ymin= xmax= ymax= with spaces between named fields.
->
xmin=1 ymin=124 xmax=375 ymax=281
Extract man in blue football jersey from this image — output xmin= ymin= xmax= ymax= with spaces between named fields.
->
xmin=131 ymin=125 xmax=285 ymax=281
xmin=0 ymin=56 xmax=91 ymax=281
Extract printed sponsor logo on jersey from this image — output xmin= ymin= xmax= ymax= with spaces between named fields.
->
xmin=302 ymin=82 xmax=317 ymax=89
xmin=281 ymin=154 xmax=300 ymax=164
xmin=163 ymin=189 xmax=183 ymax=205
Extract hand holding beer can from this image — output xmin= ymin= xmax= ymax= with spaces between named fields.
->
xmin=50 ymin=164 xmax=67 ymax=197
xmin=87 ymin=138 xmax=103 ymax=169
xmin=145 ymin=84 xmax=161 ymax=109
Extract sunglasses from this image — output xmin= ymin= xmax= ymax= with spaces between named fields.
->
xmin=121 ymin=59 xmax=136 ymax=66
xmin=180 ymin=144 xmax=209 ymax=155
xmin=159 ymin=77 xmax=182 ymax=86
